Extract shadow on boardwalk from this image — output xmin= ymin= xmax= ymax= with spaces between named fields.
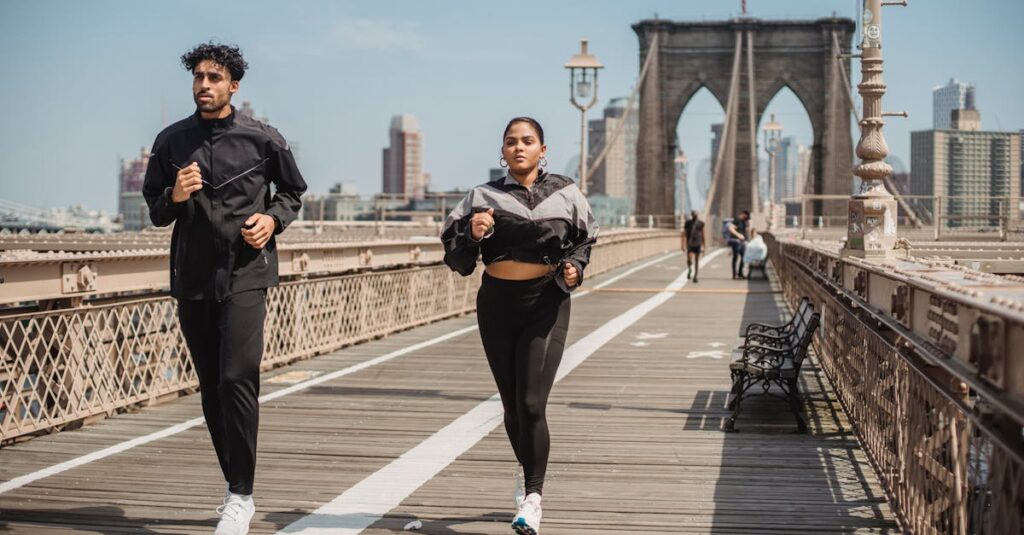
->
xmin=698 ymin=265 xmax=897 ymax=533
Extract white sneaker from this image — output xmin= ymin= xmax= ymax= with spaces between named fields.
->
xmin=513 ymin=465 xmax=526 ymax=508
xmin=215 ymin=493 xmax=255 ymax=535
xmin=512 ymin=493 xmax=541 ymax=535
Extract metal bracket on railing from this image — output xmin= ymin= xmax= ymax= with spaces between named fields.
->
xmin=882 ymin=111 xmax=909 ymax=118
xmin=853 ymin=269 xmax=869 ymax=300
xmin=970 ymin=314 xmax=1005 ymax=390
xmin=881 ymin=0 xmax=907 ymax=6
xmin=891 ymin=284 xmax=911 ymax=328
xmin=61 ymin=263 xmax=98 ymax=294
xmin=292 ymin=252 xmax=310 ymax=273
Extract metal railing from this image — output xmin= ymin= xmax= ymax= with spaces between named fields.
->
xmin=774 ymin=194 xmax=1024 ymax=242
xmin=0 ymin=230 xmax=678 ymax=443
xmin=767 ymin=234 xmax=1024 ymax=534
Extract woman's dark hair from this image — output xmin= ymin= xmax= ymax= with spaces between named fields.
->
xmin=503 ymin=117 xmax=544 ymax=144
xmin=181 ymin=42 xmax=248 ymax=81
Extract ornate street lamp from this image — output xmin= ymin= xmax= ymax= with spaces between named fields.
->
xmin=564 ymin=39 xmax=603 ymax=194
xmin=762 ymin=114 xmax=783 ymax=229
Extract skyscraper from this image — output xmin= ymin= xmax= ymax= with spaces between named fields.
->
xmin=911 ymin=110 xmax=1021 ymax=229
xmin=587 ymin=97 xmax=638 ymax=203
xmin=382 ymin=114 xmax=427 ymax=200
xmin=119 ymin=147 xmax=150 ymax=231
xmin=772 ymin=136 xmax=802 ymax=203
xmin=933 ymin=78 xmax=975 ymax=129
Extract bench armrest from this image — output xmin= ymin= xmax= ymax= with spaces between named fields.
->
xmin=744 ymin=322 xmax=793 ymax=337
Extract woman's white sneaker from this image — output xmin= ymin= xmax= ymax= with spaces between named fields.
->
xmin=512 ymin=492 xmax=541 ymax=535
xmin=215 ymin=493 xmax=255 ymax=535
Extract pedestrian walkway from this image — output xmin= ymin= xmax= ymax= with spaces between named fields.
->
xmin=0 ymin=250 xmax=898 ymax=533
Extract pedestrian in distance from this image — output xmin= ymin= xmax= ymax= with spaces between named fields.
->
xmin=725 ymin=210 xmax=750 ymax=279
xmin=683 ymin=210 xmax=706 ymax=283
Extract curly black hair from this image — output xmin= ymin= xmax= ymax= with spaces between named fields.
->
xmin=181 ymin=41 xmax=248 ymax=81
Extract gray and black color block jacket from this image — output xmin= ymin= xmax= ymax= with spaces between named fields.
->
xmin=142 ymin=107 xmax=307 ymax=300
xmin=440 ymin=172 xmax=598 ymax=293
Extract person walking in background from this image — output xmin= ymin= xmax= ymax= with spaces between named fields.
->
xmin=683 ymin=210 xmax=706 ymax=283
xmin=726 ymin=210 xmax=750 ymax=279
xmin=142 ymin=42 xmax=307 ymax=535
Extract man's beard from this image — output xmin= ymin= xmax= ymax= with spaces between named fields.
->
xmin=194 ymin=93 xmax=226 ymax=113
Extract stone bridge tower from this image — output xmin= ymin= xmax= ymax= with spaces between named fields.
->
xmin=633 ymin=17 xmax=855 ymax=218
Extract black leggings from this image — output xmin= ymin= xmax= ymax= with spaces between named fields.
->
xmin=177 ymin=289 xmax=266 ymax=495
xmin=477 ymin=273 xmax=571 ymax=495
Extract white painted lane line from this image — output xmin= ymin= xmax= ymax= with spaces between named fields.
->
xmin=277 ymin=248 xmax=725 ymax=534
xmin=0 ymin=251 xmax=682 ymax=495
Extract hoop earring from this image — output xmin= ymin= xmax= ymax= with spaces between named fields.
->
xmin=499 ymin=157 xmax=508 ymax=168
xmin=539 ymin=157 xmax=548 ymax=169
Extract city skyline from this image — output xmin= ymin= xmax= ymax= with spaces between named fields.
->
xmin=1 ymin=0 xmax=1022 ymax=214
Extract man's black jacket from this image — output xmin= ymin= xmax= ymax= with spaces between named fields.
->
xmin=142 ymin=108 xmax=307 ymax=300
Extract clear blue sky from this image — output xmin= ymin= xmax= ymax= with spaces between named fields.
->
xmin=1 ymin=0 xmax=1021 ymax=212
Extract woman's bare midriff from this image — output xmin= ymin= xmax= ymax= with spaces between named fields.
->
xmin=485 ymin=260 xmax=554 ymax=280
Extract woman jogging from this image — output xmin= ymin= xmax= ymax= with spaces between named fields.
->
xmin=440 ymin=117 xmax=597 ymax=535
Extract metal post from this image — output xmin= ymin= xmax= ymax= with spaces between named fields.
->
xmin=801 ymin=199 xmax=807 ymax=239
xmin=1000 ymin=198 xmax=1007 ymax=241
xmin=579 ymin=109 xmax=588 ymax=194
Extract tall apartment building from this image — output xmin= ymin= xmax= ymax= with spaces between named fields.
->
xmin=911 ymin=109 xmax=1021 ymax=229
xmin=587 ymin=97 xmax=638 ymax=203
xmin=382 ymin=114 xmax=427 ymax=201
xmin=933 ymin=78 xmax=975 ymax=129
xmin=119 ymin=147 xmax=150 ymax=231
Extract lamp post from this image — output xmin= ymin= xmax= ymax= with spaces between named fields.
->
xmin=845 ymin=0 xmax=905 ymax=257
xmin=565 ymin=39 xmax=603 ymax=195
xmin=762 ymin=114 xmax=783 ymax=230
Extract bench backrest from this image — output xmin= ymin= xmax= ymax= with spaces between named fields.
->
xmin=781 ymin=301 xmax=816 ymax=346
xmin=790 ymin=312 xmax=821 ymax=367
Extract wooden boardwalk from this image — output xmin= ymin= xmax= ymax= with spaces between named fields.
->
xmin=0 ymin=250 xmax=898 ymax=534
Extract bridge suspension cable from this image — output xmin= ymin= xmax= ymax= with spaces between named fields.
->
xmin=703 ymin=31 xmax=744 ymax=218
xmin=583 ymin=34 xmax=659 ymax=188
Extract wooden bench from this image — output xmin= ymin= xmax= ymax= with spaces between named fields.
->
xmin=725 ymin=298 xmax=819 ymax=433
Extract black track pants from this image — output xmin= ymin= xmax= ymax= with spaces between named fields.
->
xmin=476 ymin=273 xmax=571 ymax=496
xmin=177 ymin=289 xmax=266 ymax=495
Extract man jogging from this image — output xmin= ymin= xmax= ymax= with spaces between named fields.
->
xmin=142 ymin=42 xmax=306 ymax=535
xmin=683 ymin=210 xmax=705 ymax=283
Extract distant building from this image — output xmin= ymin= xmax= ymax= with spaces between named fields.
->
xmin=933 ymin=78 xmax=975 ymax=129
xmin=911 ymin=109 xmax=1021 ymax=229
xmin=773 ymin=136 xmax=802 ymax=202
xmin=237 ymin=100 xmax=268 ymax=123
xmin=587 ymin=97 xmax=638 ymax=205
xmin=673 ymin=149 xmax=688 ymax=214
xmin=489 ymin=168 xmax=506 ymax=181
xmin=119 ymin=147 xmax=150 ymax=231
xmin=303 ymin=183 xmax=375 ymax=221
xmin=587 ymin=194 xmax=633 ymax=229
xmin=382 ymin=114 xmax=427 ymax=201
